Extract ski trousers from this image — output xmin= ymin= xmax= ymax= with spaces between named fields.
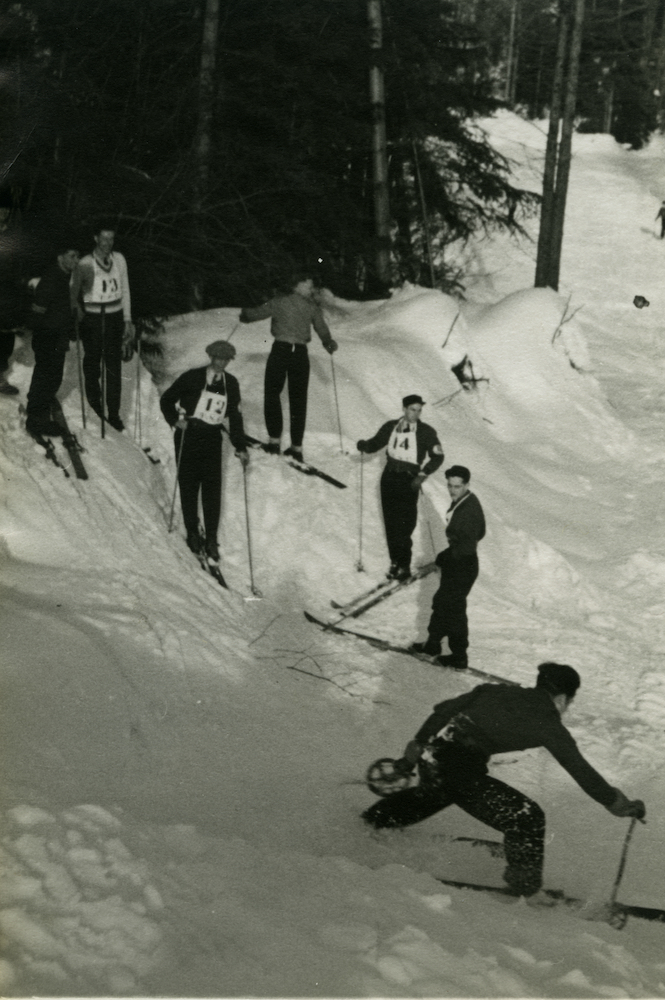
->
xmin=174 ymin=423 xmax=223 ymax=543
xmin=380 ymin=466 xmax=419 ymax=571
xmin=26 ymin=332 xmax=69 ymax=420
xmin=427 ymin=549 xmax=478 ymax=657
xmin=264 ymin=341 xmax=310 ymax=447
xmin=363 ymin=746 xmax=546 ymax=896
xmin=81 ymin=310 xmax=124 ymax=419
xmin=0 ymin=329 xmax=16 ymax=373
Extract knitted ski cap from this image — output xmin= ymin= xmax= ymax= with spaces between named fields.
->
xmin=206 ymin=340 xmax=236 ymax=360
xmin=537 ymin=661 xmax=580 ymax=698
xmin=402 ymin=394 xmax=425 ymax=407
xmin=446 ymin=464 xmax=471 ymax=483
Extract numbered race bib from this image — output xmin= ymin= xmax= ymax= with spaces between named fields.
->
xmin=193 ymin=388 xmax=228 ymax=426
xmin=89 ymin=259 xmax=122 ymax=303
xmin=387 ymin=426 xmax=416 ymax=463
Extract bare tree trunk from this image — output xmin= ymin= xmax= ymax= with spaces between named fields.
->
xmin=534 ymin=3 xmax=569 ymax=288
xmin=548 ymin=0 xmax=585 ymax=290
xmin=191 ymin=0 xmax=220 ymax=310
xmin=505 ymin=0 xmax=517 ymax=103
xmin=368 ymin=0 xmax=391 ymax=290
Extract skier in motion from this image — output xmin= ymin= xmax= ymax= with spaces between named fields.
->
xmin=362 ymin=662 xmax=646 ymax=901
xmin=357 ymin=395 xmax=444 ymax=581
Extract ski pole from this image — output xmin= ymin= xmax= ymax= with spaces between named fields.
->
xmin=100 ymin=304 xmax=106 ymax=439
xmin=356 ymin=454 xmax=365 ymax=572
xmin=225 ymin=321 xmax=240 ymax=343
xmin=74 ymin=311 xmax=86 ymax=429
xmin=168 ymin=421 xmax=187 ymax=533
xmin=608 ymin=817 xmax=637 ymax=910
xmin=330 ymin=354 xmax=344 ymax=453
xmin=134 ymin=336 xmax=142 ymax=444
xmin=242 ymin=462 xmax=262 ymax=597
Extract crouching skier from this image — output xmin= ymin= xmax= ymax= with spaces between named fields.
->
xmin=362 ymin=662 xmax=646 ymax=901
xmin=160 ymin=340 xmax=249 ymax=581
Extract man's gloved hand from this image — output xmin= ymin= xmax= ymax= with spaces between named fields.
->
xmin=325 ymin=339 xmax=338 ymax=354
xmin=236 ymin=450 xmax=250 ymax=468
xmin=357 ymin=440 xmax=368 ymax=453
xmin=608 ymin=789 xmax=646 ymax=820
xmin=411 ymin=473 xmax=427 ymax=492
xmin=392 ymin=757 xmax=416 ymax=776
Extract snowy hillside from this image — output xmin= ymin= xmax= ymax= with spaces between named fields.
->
xmin=1 ymin=111 xmax=665 ymax=997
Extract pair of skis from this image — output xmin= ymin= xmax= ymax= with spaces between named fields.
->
xmin=329 ymin=562 xmax=436 ymax=623
xmin=433 ymin=877 xmax=665 ymax=928
xmin=25 ymin=401 xmax=89 ymax=481
xmin=304 ymin=611 xmax=511 ymax=684
xmin=244 ymin=434 xmax=347 ymax=489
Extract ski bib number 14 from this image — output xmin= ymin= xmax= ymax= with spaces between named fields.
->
xmin=387 ymin=427 xmax=416 ymax=462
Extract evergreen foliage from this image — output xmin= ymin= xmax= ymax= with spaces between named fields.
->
xmin=0 ymin=0 xmax=534 ymax=313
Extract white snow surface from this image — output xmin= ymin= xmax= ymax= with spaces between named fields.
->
xmin=2 ymin=111 xmax=665 ymax=997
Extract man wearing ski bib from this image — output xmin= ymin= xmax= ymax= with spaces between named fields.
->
xmin=160 ymin=340 xmax=249 ymax=568
xmin=357 ymin=395 xmax=444 ymax=580
xmin=362 ymin=662 xmax=646 ymax=900
xmin=72 ymin=226 xmax=134 ymax=430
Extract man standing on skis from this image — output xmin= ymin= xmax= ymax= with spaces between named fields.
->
xmin=411 ymin=464 xmax=484 ymax=668
xmin=25 ymin=241 xmax=80 ymax=437
xmin=160 ymin=340 xmax=249 ymax=576
xmin=71 ymin=225 xmax=134 ymax=431
xmin=357 ymin=395 xmax=444 ymax=581
xmin=238 ymin=274 xmax=338 ymax=461
xmin=362 ymin=662 xmax=646 ymax=901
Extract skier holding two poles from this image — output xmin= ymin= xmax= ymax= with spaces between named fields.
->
xmin=160 ymin=340 xmax=249 ymax=581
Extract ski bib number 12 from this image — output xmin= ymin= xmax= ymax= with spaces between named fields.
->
xmin=193 ymin=389 xmax=228 ymax=425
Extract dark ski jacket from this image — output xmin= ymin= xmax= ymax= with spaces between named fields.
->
xmin=359 ymin=419 xmax=444 ymax=478
xmin=413 ymin=684 xmax=616 ymax=809
xmin=442 ymin=491 xmax=485 ymax=559
xmin=30 ymin=262 xmax=75 ymax=338
xmin=240 ymin=292 xmax=333 ymax=348
xmin=160 ymin=367 xmax=246 ymax=451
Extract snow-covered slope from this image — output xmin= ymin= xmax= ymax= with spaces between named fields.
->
xmin=2 ymin=113 xmax=665 ymax=997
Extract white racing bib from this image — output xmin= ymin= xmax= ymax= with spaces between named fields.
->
xmin=387 ymin=424 xmax=416 ymax=463
xmin=193 ymin=385 xmax=228 ymax=425
xmin=87 ymin=257 xmax=122 ymax=304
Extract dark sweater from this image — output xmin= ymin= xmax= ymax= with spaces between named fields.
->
xmin=360 ymin=419 xmax=444 ymax=477
xmin=414 ymin=684 xmax=616 ymax=808
xmin=160 ymin=367 xmax=246 ymax=451
xmin=31 ymin=262 xmax=74 ymax=334
xmin=443 ymin=491 xmax=485 ymax=558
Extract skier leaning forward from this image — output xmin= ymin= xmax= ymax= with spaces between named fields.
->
xmin=160 ymin=340 xmax=249 ymax=570
xmin=363 ymin=662 xmax=646 ymax=901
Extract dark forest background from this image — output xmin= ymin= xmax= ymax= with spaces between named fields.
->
xmin=1 ymin=0 xmax=664 ymax=321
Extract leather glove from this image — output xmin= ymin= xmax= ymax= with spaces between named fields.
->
xmin=122 ymin=338 xmax=135 ymax=362
xmin=236 ymin=450 xmax=250 ymax=468
xmin=392 ymin=757 xmax=416 ymax=776
xmin=324 ymin=339 xmax=338 ymax=354
xmin=607 ymin=789 xmax=646 ymax=820
xmin=411 ymin=473 xmax=427 ymax=492
xmin=357 ymin=440 xmax=368 ymax=453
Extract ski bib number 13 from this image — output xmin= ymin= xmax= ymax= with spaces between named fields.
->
xmin=387 ymin=427 xmax=416 ymax=462
xmin=193 ymin=389 xmax=228 ymax=425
